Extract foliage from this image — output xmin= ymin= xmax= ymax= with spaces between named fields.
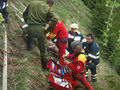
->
xmin=83 ymin=0 xmax=120 ymax=75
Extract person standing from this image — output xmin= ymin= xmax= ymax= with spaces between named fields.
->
xmin=47 ymin=20 xmax=68 ymax=66
xmin=23 ymin=0 xmax=58 ymax=70
xmin=83 ymin=34 xmax=100 ymax=82
xmin=67 ymin=23 xmax=86 ymax=54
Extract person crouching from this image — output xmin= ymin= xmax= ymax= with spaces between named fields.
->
xmin=63 ymin=41 xmax=93 ymax=90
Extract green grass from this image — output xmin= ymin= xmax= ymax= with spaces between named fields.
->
xmin=0 ymin=0 xmax=119 ymax=90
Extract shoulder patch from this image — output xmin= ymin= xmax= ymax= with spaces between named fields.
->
xmin=77 ymin=65 xmax=80 ymax=69
xmin=78 ymin=54 xmax=87 ymax=63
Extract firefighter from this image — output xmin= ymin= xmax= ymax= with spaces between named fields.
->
xmin=47 ymin=20 xmax=68 ymax=66
xmin=0 ymin=0 xmax=8 ymax=23
xmin=63 ymin=41 xmax=93 ymax=90
xmin=83 ymin=34 xmax=100 ymax=82
xmin=67 ymin=23 xmax=86 ymax=54
xmin=23 ymin=0 xmax=58 ymax=70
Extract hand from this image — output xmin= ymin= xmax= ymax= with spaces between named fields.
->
xmin=89 ymin=60 xmax=92 ymax=63
xmin=47 ymin=21 xmax=52 ymax=24
xmin=63 ymin=54 xmax=68 ymax=59
xmin=20 ymin=18 xmax=24 ymax=23
xmin=64 ymin=60 xmax=70 ymax=65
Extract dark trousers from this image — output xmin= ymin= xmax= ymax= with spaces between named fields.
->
xmin=27 ymin=25 xmax=48 ymax=69
xmin=86 ymin=62 xmax=98 ymax=75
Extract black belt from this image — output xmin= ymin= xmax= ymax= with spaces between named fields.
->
xmin=57 ymin=38 xmax=68 ymax=43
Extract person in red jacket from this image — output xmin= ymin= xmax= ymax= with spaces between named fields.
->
xmin=47 ymin=20 xmax=68 ymax=66
xmin=63 ymin=41 xmax=93 ymax=90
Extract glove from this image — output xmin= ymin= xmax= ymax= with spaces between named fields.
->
xmin=0 ymin=13 xmax=4 ymax=23
xmin=20 ymin=18 xmax=24 ymax=23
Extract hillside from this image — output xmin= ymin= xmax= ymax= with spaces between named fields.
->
xmin=0 ymin=0 xmax=120 ymax=90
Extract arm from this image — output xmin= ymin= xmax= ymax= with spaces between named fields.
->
xmin=23 ymin=5 xmax=30 ymax=23
xmin=67 ymin=54 xmax=75 ymax=60
xmin=47 ymin=8 xmax=58 ymax=32
xmin=87 ymin=43 xmax=100 ymax=62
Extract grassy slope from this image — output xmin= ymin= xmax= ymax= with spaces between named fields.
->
xmin=0 ymin=0 xmax=120 ymax=90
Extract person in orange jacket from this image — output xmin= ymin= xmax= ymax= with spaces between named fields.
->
xmin=47 ymin=20 xmax=68 ymax=66
xmin=63 ymin=41 xmax=93 ymax=90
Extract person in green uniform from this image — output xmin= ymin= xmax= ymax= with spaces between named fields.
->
xmin=23 ymin=0 xmax=58 ymax=70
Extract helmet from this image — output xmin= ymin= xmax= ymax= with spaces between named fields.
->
xmin=70 ymin=23 xmax=78 ymax=29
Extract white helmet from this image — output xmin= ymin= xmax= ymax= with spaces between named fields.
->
xmin=70 ymin=23 xmax=78 ymax=29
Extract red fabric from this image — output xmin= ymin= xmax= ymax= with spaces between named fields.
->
xmin=79 ymin=76 xmax=93 ymax=90
xmin=47 ymin=20 xmax=68 ymax=66
xmin=47 ymin=60 xmax=80 ymax=89
xmin=48 ymin=74 xmax=74 ymax=90
xmin=47 ymin=35 xmax=51 ymax=39
xmin=67 ymin=53 xmax=93 ymax=90
xmin=57 ymin=41 xmax=67 ymax=66
xmin=51 ymin=20 xmax=68 ymax=39
xmin=63 ymin=73 xmax=80 ymax=88
xmin=67 ymin=54 xmax=86 ymax=78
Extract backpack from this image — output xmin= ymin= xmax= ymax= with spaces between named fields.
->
xmin=47 ymin=60 xmax=74 ymax=90
xmin=48 ymin=72 xmax=73 ymax=90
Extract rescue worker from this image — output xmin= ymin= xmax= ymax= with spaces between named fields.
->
xmin=83 ymin=34 xmax=100 ymax=82
xmin=63 ymin=41 xmax=93 ymax=90
xmin=47 ymin=20 xmax=68 ymax=66
xmin=23 ymin=0 xmax=58 ymax=70
xmin=67 ymin=23 xmax=86 ymax=54
xmin=0 ymin=0 xmax=8 ymax=23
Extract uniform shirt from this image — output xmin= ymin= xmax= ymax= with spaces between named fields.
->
xmin=0 ymin=0 xmax=8 ymax=10
xmin=67 ymin=49 xmax=87 ymax=78
xmin=47 ymin=20 xmax=68 ymax=39
xmin=67 ymin=31 xmax=85 ymax=54
xmin=83 ymin=41 xmax=100 ymax=64
xmin=23 ymin=1 xmax=58 ymax=32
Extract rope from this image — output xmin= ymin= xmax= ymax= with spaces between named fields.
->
xmin=2 ymin=24 xmax=7 ymax=90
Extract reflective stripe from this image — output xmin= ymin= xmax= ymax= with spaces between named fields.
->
xmin=2 ymin=2 xmax=6 ymax=9
xmin=92 ymin=78 xmax=97 ymax=79
xmin=74 ymin=36 xmax=81 ymax=41
xmin=52 ymin=62 xmax=55 ymax=70
xmin=22 ymin=24 xmax=28 ymax=28
xmin=96 ymin=51 xmax=100 ymax=55
xmin=76 ymin=31 xmax=80 ymax=34
xmin=91 ymin=74 xmax=97 ymax=77
xmin=68 ymin=34 xmax=74 ymax=39
xmin=88 ymin=54 xmax=100 ymax=59
xmin=86 ymin=72 xmax=88 ymax=74
xmin=82 ymin=38 xmax=86 ymax=43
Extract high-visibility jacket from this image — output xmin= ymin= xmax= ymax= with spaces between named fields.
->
xmin=83 ymin=41 xmax=100 ymax=64
xmin=47 ymin=20 xmax=68 ymax=40
xmin=67 ymin=31 xmax=85 ymax=54
xmin=67 ymin=49 xmax=87 ymax=78
xmin=67 ymin=49 xmax=93 ymax=90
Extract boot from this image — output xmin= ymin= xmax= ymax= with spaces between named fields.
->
xmin=27 ymin=43 xmax=35 ymax=51
xmin=27 ymin=36 xmax=35 ymax=51
xmin=85 ymin=71 xmax=89 ymax=82
xmin=91 ymin=74 xmax=97 ymax=82
xmin=41 ymin=60 xmax=48 ymax=70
